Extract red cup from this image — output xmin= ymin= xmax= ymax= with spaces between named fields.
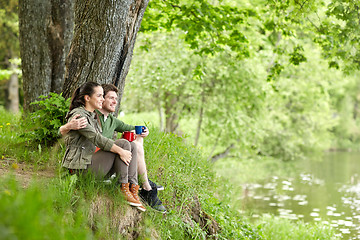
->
xmin=122 ymin=131 xmax=136 ymax=142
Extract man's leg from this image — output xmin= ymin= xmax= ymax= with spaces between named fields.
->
xmin=134 ymin=137 xmax=152 ymax=190
xmin=133 ymin=137 xmax=167 ymax=213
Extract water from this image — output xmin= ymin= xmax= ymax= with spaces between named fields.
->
xmin=242 ymin=152 xmax=360 ymax=239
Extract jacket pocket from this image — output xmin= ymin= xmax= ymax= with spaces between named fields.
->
xmin=63 ymin=148 xmax=81 ymax=166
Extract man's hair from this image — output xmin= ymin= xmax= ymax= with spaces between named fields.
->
xmin=102 ymin=84 xmax=118 ymax=96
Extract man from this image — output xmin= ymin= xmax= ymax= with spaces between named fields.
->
xmin=60 ymin=84 xmax=166 ymax=213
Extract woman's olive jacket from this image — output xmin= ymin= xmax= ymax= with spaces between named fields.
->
xmin=62 ymin=107 xmax=114 ymax=169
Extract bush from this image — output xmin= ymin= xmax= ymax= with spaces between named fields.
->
xmin=22 ymin=93 xmax=70 ymax=146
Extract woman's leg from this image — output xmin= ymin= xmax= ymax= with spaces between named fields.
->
xmin=88 ymin=139 xmax=133 ymax=183
xmin=88 ymin=149 xmax=116 ymax=179
xmin=113 ymin=139 xmax=144 ymax=210
xmin=88 ymin=140 xmax=143 ymax=208
xmin=110 ymin=139 xmax=138 ymax=184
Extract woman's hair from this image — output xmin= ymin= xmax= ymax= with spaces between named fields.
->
xmin=69 ymin=81 xmax=101 ymax=111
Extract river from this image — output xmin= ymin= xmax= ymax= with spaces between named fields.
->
xmin=242 ymin=152 xmax=360 ymax=239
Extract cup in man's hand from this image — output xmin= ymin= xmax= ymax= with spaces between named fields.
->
xmin=135 ymin=126 xmax=146 ymax=135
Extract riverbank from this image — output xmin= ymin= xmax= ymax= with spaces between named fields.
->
xmin=215 ymin=152 xmax=360 ymax=239
xmin=0 ymin=108 xmax=338 ymax=239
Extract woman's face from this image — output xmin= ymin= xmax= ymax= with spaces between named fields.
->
xmin=85 ymin=86 xmax=104 ymax=112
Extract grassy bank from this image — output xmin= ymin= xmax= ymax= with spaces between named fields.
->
xmin=0 ymin=108 xmax=338 ymax=239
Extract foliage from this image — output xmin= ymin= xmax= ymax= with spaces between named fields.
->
xmin=125 ymin=27 xmax=358 ymax=162
xmin=0 ymin=58 xmax=22 ymax=81
xmin=0 ymin=69 xmax=12 ymax=81
xmin=316 ymin=0 xmax=360 ymax=71
xmin=141 ymin=0 xmax=256 ymax=58
xmin=22 ymin=93 xmax=70 ymax=146
xmin=265 ymin=0 xmax=360 ymax=72
xmin=0 ymin=0 xmax=21 ymax=109
xmin=0 ymin=107 xmax=64 ymax=165
xmin=126 ymin=31 xmax=268 ymax=150
xmin=125 ymin=31 xmax=204 ymax=132
xmin=327 ymin=71 xmax=360 ymax=150
xmin=0 ymin=0 xmax=19 ymax=65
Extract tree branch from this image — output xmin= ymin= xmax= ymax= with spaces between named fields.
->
xmin=356 ymin=5 xmax=360 ymax=25
xmin=210 ymin=143 xmax=235 ymax=163
xmin=162 ymin=0 xmax=181 ymax=10
xmin=306 ymin=17 xmax=321 ymax=32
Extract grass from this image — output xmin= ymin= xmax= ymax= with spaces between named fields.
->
xmin=0 ymin=108 xmax=339 ymax=239
xmin=257 ymin=215 xmax=338 ymax=240
xmin=0 ymin=175 xmax=93 ymax=240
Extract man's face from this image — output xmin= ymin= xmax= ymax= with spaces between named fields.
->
xmin=102 ymin=90 xmax=118 ymax=113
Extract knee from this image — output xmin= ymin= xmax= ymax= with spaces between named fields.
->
xmin=134 ymin=142 xmax=144 ymax=155
xmin=114 ymin=139 xmax=131 ymax=151
xmin=130 ymin=141 xmax=138 ymax=152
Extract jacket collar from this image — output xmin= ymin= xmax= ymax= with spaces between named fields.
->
xmin=66 ymin=106 xmax=96 ymax=120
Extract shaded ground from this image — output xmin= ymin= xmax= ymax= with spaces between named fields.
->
xmin=0 ymin=157 xmax=56 ymax=187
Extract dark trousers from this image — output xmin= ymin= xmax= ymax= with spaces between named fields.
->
xmin=87 ymin=139 xmax=138 ymax=185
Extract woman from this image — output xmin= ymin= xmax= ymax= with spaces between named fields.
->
xmin=61 ymin=82 xmax=145 ymax=211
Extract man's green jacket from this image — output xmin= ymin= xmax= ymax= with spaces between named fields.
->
xmin=95 ymin=110 xmax=134 ymax=139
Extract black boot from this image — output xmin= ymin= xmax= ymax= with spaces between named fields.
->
xmin=139 ymin=187 xmax=167 ymax=213
xmin=149 ymin=179 xmax=164 ymax=191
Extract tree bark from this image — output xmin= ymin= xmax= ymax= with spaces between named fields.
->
xmin=19 ymin=0 xmax=74 ymax=111
xmin=194 ymin=92 xmax=205 ymax=146
xmin=5 ymin=60 xmax=19 ymax=113
xmin=210 ymin=144 xmax=235 ymax=163
xmin=164 ymin=92 xmax=179 ymax=133
xmin=62 ymin=0 xmax=149 ymax=112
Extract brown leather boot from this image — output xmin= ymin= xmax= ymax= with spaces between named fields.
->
xmin=130 ymin=183 xmax=146 ymax=212
xmin=120 ymin=183 xmax=141 ymax=207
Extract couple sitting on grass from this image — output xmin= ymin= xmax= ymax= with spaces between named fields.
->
xmin=59 ymin=81 xmax=166 ymax=213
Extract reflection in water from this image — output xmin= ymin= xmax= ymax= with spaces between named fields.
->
xmin=242 ymin=152 xmax=360 ymax=240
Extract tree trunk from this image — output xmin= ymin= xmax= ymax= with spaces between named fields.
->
xmin=62 ymin=0 xmax=149 ymax=112
xmin=5 ymin=61 xmax=19 ymax=113
xmin=19 ymin=0 xmax=74 ymax=111
xmin=157 ymin=98 xmax=164 ymax=131
xmin=194 ymin=92 xmax=205 ymax=146
xmin=164 ymin=92 xmax=179 ymax=133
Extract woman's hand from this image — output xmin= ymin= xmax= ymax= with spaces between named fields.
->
xmin=110 ymin=144 xmax=132 ymax=166
xmin=118 ymin=148 xmax=132 ymax=166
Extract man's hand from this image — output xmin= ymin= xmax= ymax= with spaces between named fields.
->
xmin=68 ymin=114 xmax=87 ymax=130
xmin=139 ymin=127 xmax=149 ymax=138
xmin=59 ymin=114 xmax=87 ymax=136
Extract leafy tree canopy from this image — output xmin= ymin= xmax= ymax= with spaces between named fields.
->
xmin=141 ymin=0 xmax=257 ymax=58
xmin=267 ymin=0 xmax=360 ymax=72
